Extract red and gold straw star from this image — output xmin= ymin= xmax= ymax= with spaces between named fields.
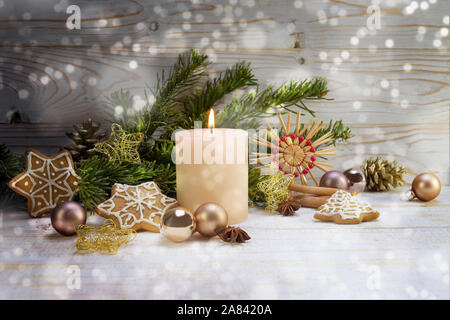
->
xmin=252 ymin=112 xmax=336 ymax=186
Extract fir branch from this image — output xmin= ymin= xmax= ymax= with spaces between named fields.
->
xmin=103 ymin=89 xmax=138 ymax=132
xmin=0 ymin=145 xmax=24 ymax=178
xmin=248 ymin=167 xmax=265 ymax=206
xmin=0 ymin=144 xmax=26 ymax=208
xmin=147 ymin=50 xmax=209 ymax=138
xmin=308 ymin=119 xmax=353 ymax=147
xmin=104 ymin=50 xmax=209 ymax=139
xmin=216 ymin=78 xmax=330 ymax=130
xmin=181 ymin=61 xmax=257 ymax=124
xmin=270 ymin=79 xmax=330 ymax=113
xmin=145 ymin=140 xmax=174 ymax=165
xmin=76 ymin=156 xmax=176 ymax=210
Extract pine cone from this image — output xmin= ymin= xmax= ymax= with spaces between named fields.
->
xmin=276 ymin=198 xmax=301 ymax=216
xmin=64 ymin=119 xmax=106 ymax=161
xmin=361 ymin=157 xmax=407 ymax=191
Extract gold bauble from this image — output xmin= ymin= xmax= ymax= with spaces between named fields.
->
xmin=411 ymin=173 xmax=441 ymax=202
xmin=194 ymin=202 xmax=228 ymax=237
xmin=160 ymin=207 xmax=196 ymax=242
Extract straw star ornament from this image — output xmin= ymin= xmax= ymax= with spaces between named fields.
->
xmin=94 ymin=124 xmax=144 ymax=164
xmin=253 ymin=112 xmax=336 ymax=186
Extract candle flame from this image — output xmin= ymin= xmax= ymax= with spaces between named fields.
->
xmin=208 ymin=108 xmax=215 ymax=129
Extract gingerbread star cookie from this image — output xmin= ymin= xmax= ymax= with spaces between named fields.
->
xmin=95 ymin=181 xmax=178 ymax=232
xmin=314 ymin=190 xmax=379 ymax=224
xmin=8 ymin=149 xmax=80 ymax=217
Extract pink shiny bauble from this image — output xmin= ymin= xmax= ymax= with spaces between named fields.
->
xmin=344 ymin=168 xmax=366 ymax=193
xmin=319 ymin=171 xmax=349 ymax=190
xmin=51 ymin=201 xmax=86 ymax=236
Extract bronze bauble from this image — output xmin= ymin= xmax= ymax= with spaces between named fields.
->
xmin=194 ymin=202 xmax=228 ymax=237
xmin=319 ymin=171 xmax=349 ymax=190
xmin=51 ymin=201 xmax=86 ymax=236
xmin=344 ymin=168 xmax=366 ymax=193
xmin=160 ymin=207 xmax=196 ymax=242
xmin=411 ymin=173 xmax=441 ymax=202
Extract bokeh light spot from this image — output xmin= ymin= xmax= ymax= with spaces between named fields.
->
xmin=294 ymin=0 xmax=303 ymax=9
xmin=385 ymin=39 xmax=394 ymax=48
xmin=129 ymin=60 xmax=138 ymax=69
xmin=18 ymin=89 xmax=29 ymax=99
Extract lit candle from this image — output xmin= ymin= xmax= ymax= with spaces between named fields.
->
xmin=175 ymin=109 xmax=248 ymax=224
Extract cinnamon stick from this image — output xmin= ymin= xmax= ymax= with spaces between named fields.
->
xmin=289 ymin=183 xmax=356 ymax=196
xmin=292 ymin=195 xmax=329 ymax=208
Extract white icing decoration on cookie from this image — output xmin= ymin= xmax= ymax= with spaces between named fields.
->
xmin=10 ymin=150 xmax=80 ymax=217
xmin=318 ymin=190 xmax=376 ymax=220
xmin=96 ymin=181 xmax=177 ymax=230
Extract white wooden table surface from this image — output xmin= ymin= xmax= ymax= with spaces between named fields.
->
xmin=0 ymin=187 xmax=449 ymax=300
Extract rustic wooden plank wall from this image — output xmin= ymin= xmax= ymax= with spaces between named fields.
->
xmin=0 ymin=0 xmax=448 ymax=184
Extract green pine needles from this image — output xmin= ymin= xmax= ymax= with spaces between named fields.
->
xmin=76 ymin=156 xmax=176 ymax=210
xmin=181 ymin=61 xmax=257 ymax=125
xmin=105 ymin=51 xmax=334 ymax=135
xmin=0 ymin=144 xmax=25 ymax=207
xmin=216 ymin=79 xmax=329 ymax=129
xmin=104 ymin=50 xmax=210 ymax=141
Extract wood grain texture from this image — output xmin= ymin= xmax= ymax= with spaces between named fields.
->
xmin=0 ymin=187 xmax=448 ymax=299
xmin=0 ymin=0 xmax=448 ymax=184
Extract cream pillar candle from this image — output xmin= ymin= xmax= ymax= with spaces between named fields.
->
xmin=175 ymin=127 xmax=248 ymax=225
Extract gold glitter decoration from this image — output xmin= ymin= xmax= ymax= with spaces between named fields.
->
xmin=252 ymin=112 xmax=336 ymax=186
xmin=257 ymin=166 xmax=294 ymax=214
xmin=93 ymin=123 xmax=144 ymax=164
xmin=75 ymin=219 xmax=136 ymax=254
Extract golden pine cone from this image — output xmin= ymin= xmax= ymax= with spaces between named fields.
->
xmin=361 ymin=157 xmax=407 ymax=191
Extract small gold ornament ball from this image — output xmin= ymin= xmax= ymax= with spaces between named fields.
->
xmin=411 ymin=173 xmax=441 ymax=202
xmin=194 ymin=202 xmax=228 ymax=237
xmin=160 ymin=207 xmax=196 ymax=242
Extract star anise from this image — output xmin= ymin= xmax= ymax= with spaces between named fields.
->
xmin=277 ymin=199 xmax=301 ymax=216
xmin=216 ymin=226 xmax=251 ymax=243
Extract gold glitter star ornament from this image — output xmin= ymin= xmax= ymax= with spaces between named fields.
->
xmin=95 ymin=181 xmax=178 ymax=232
xmin=8 ymin=149 xmax=81 ymax=217
xmin=257 ymin=168 xmax=294 ymax=214
xmin=93 ymin=123 xmax=144 ymax=164
xmin=76 ymin=219 xmax=136 ymax=254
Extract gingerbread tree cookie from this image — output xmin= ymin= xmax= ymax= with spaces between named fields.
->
xmin=314 ymin=190 xmax=379 ymax=224
xmin=8 ymin=149 xmax=80 ymax=217
xmin=95 ymin=181 xmax=178 ymax=232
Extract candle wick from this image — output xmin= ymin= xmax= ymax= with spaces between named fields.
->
xmin=210 ymin=127 xmax=213 ymax=134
